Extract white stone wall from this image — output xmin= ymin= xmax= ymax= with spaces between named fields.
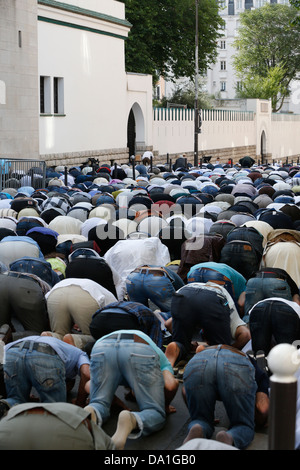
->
xmin=38 ymin=0 xmax=131 ymax=156
xmin=152 ymin=99 xmax=300 ymax=164
xmin=0 ymin=0 xmax=39 ymax=159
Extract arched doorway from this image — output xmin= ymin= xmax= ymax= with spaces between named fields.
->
xmin=127 ymin=109 xmax=136 ymax=158
xmin=127 ymin=103 xmax=146 ymax=159
xmin=260 ymin=130 xmax=266 ymax=165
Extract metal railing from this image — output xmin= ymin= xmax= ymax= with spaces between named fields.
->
xmin=0 ymin=159 xmax=46 ymax=192
xmin=153 ymin=106 xmax=254 ymax=122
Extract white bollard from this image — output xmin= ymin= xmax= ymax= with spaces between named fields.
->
xmin=267 ymin=344 xmax=300 ymax=450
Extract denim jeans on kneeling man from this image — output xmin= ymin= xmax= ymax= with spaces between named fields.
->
xmin=88 ymin=336 xmax=166 ymax=437
xmin=183 ymin=345 xmax=257 ymax=449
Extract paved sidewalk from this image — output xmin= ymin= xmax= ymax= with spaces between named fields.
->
xmin=100 ymin=383 xmax=268 ymax=451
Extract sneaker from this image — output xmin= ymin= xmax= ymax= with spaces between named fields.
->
xmin=255 ymin=350 xmax=269 ymax=374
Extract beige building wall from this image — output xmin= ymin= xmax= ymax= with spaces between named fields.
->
xmin=0 ymin=0 xmax=39 ymax=159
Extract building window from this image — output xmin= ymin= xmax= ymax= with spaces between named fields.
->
xmin=220 ymin=81 xmax=226 ymax=92
xmin=220 ymin=60 xmax=226 ymax=71
xmin=155 ymin=85 xmax=161 ymax=100
xmin=220 ymin=40 xmax=226 ymax=50
xmin=236 ymin=81 xmax=242 ymax=92
xmin=53 ymin=77 xmax=64 ymax=114
xmin=228 ymin=0 xmax=235 ymax=15
xmin=245 ymin=0 xmax=254 ymax=9
xmin=40 ymin=76 xmax=51 ymax=114
xmin=236 ymin=0 xmax=243 ymax=9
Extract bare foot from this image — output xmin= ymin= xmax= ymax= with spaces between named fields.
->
xmin=196 ymin=344 xmax=206 ymax=354
xmin=183 ymin=424 xmax=204 ymax=444
xmin=63 ymin=334 xmax=76 ymax=346
xmin=166 ymin=404 xmax=177 ymax=414
xmin=165 ymin=342 xmax=180 ymax=367
xmin=112 ymin=410 xmax=137 ymax=450
xmin=216 ymin=430 xmax=234 ymax=446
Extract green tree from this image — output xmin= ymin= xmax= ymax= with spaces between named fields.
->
xmin=119 ymin=0 xmax=224 ymax=83
xmin=233 ymin=3 xmax=300 ymax=112
xmin=158 ymin=81 xmax=213 ymax=109
xmin=236 ymin=66 xmax=289 ymax=112
xmin=290 ymin=0 xmax=300 ymax=24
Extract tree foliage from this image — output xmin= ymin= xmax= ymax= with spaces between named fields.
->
xmin=159 ymin=80 xmax=213 ymax=109
xmin=236 ymin=66 xmax=289 ymax=112
xmin=233 ymin=3 xmax=300 ymax=112
xmin=290 ymin=0 xmax=300 ymax=24
xmin=119 ymin=0 xmax=224 ymax=83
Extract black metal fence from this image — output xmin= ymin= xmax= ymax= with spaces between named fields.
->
xmin=0 ymin=159 xmax=46 ymax=191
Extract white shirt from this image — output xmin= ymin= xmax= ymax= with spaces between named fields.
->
xmin=45 ymin=278 xmax=117 ymax=307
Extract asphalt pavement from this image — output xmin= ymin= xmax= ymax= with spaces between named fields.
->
xmin=99 ymin=382 xmax=269 ymax=452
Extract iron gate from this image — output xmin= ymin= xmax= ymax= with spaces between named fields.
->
xmin=0 ymin=159 xmax=46 ymax=191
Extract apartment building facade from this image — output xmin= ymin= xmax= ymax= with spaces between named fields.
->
xmin=205 ymin=0 xmax=299 ymax=113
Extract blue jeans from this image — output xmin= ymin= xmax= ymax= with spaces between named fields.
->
xmin=183 ymin=346 xmax=257 ymax=449
xmin=126 ymin=268 xmax=175 ymax=319
xmin=244 ymin=276 xmax=293 ymax=317
xmin=171 ymin=286 xmax=232 ymax=361
xmin=9 ymin=257 xmax=61 ymax=287
xmin=88 ymin=335 xmax=166 ymax=437
xmin=249 ymin=299 xmax=300 ymax=355
xmin=220 ymin=241 xmax=260 ymax=280
xmin=4 ymin=341 xmax=66 ymax=407
xmin=187 ymin=267 xmax=236 ymax=302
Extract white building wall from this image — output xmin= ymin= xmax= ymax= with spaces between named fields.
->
xmin=271 ymin=114 xmax=300 ymax=161
xmin=152 ymin=100 xmax=300 ymax=163
xmin=38 ymin=0 xmax=131 ymax=156
xmin=153 ymin=106 xmax=256 ymax=157
xmin=206 ymin=14 xmax=239 ymax=101
xmin=126 ymin=73 xmax=153 ymax=149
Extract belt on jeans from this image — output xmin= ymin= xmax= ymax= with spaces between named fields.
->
xmin=108 ymin=333 xmax=148 ymax=345
xmin=132 ymin=266 xmax=174 ymax=281
xmin=132 ymin=268 xmax=165 ymax=277
xmin=205 ymin=344 xmax=247 ymax=357
xmin=9 ymin=341 xmax=57 ymax=356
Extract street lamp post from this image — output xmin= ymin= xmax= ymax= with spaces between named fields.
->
xmin=194 ymin=0 xmax=201 ymax=167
